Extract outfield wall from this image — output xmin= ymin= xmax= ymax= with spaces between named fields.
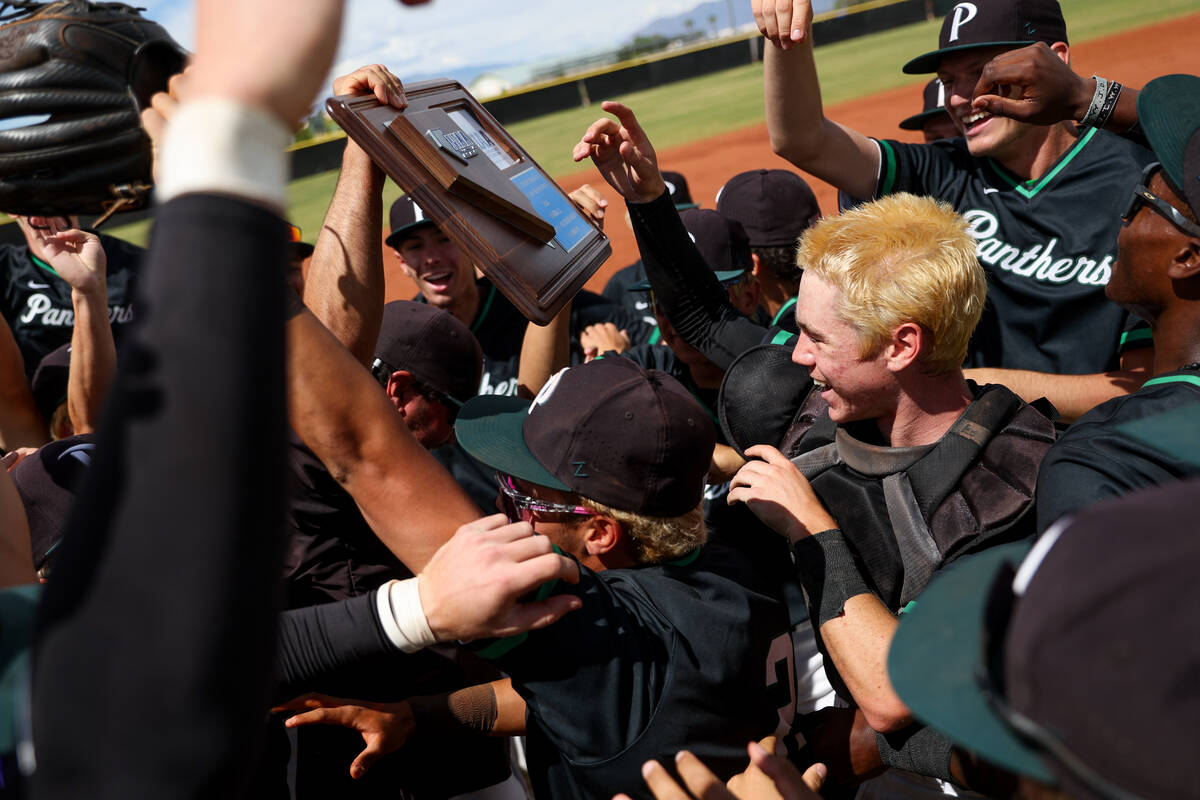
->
xmin=282 ymin=0 xmax=933 ymax=183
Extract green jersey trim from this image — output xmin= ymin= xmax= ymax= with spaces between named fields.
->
xmin=1141 ymin=374 xmax=1200 ymax=391
xmin=770 ymin=297 xmax=797 ymax=328
xmin=987 ymin=128 xmax=1097 ymax=200
xmin=877 ymin=139 xmax=899 ymax=197
xmin=770 ymin=330 xmax=795 ymax=346
xmin=30 ymin=254 xmax=59 ymax=278
xmin=648 ymin=326 xmax=662 ymax=346
xmin=1120 ymin=327 xmax=1153 ymax=348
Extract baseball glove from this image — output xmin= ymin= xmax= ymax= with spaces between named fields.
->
xmin=0 ymin=1 xmax=186 ymax=222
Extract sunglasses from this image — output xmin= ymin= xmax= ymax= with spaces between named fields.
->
xmin=1121 ymin=162 xmax=1200 ymax=239
xmin=370 ymin=357 xmax=463 ymax=421
xmin=975 ymin=563 xmax=1142 ymax=800
xmin=495 ymin=472 xmax=596 ymax=525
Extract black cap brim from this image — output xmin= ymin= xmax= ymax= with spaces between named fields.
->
xmin=902 ymin=41 xmax=1037 ymax=74
xmin=456 ymin=395 xmax=570 ymax=491
xmin=899 ymin=107 xmax=951 ymax=131
xmin=384 ymin=219 xmax=437 ymax=251
xmin=887 ymin=541 xmax=1054 ymax=783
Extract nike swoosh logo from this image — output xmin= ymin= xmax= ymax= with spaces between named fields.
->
xmin=27 ymin=281 xmax=49 ymax=289
xmin=634 ymin=301 xmax=649 ymax=310
xmin=983 ymin=188 xmax=1000 ymax=195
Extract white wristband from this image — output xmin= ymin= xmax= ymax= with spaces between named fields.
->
xmin=375 ymin=578 xmax=438 ymax=654
xmin=156 ymin=98 xmax=291 ymax=211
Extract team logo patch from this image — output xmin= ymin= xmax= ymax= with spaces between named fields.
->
xmin=530 ymin=368 xmax=569 ymax=414
xmin=947 ymin=2 xmax=978 ymax=42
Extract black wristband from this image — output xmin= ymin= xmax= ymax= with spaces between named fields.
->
xmin=791 ymin=528 xmax=872 ymax=626
xmin=876 ymin=724 xmax=955 ymax=783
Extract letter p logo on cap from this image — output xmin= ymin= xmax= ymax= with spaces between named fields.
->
xmin=948 ymin=2 xmax=978 ymax=42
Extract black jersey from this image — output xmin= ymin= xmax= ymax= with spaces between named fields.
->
xmin=1035 ymin=370 xmax=1200 ymax=533
xmin=874 ymin=130 xmax=1154 ymax=374
xmin=475 ymin=540 xmax=793 ymax=800
xmin=602 ymin=260 xmax=661 ymax=346
xmin=0 ymin=233 xmax=142 ymax=376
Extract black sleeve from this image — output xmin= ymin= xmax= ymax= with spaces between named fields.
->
xmin=874 ymin=138 xmax=961 ymax=199
xmin=628 ymin=192 xmax=784 ymax=371
xmin=275 ymin=590 xmax=397 ymax=702
xmin=31 ymin=194 xmax=290 ymax=798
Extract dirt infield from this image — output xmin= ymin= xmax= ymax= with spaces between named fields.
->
xmin=383 ymin=11 xmax=1200 ymax=303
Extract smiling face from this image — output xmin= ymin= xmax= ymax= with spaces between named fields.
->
xmin=791 ymin=272 xmax=898 ymax=424
xmin=937 ymin=46 xmax=1051 ymax=161
xmin=393 ymin=224 xmax=476 ymax=311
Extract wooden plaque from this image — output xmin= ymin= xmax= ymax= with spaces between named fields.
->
xmin=326 ymin=79 xmax=611 ymax=325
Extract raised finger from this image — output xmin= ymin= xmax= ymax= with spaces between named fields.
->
xmin=600 ymin=101 xmax=649 ymax=142
xmin=640 ymin=759 xmax=692 ymax=800
xmin=675 ymin=750 xmax=731 ymax=800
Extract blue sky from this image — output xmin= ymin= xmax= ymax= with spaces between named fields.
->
xmin=140 ymin=0 xmax=736 ymax=88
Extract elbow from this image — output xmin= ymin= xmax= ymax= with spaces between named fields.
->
xmin=861 ymin=698 xmax=914 ymax=734
xmin=768 ymin=128 xmax=823 ymax=169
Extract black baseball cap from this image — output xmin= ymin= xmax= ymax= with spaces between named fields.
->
xmin=373 ymin=300 xmax=483 ymax=406
xmin=30 ymin=343 xmax=70 ymax=423
xmin=385 ymin=195 xmax=436 ymax=250
xmin=662 ymin=170 xmax=697 ymax=210
xmin=903 ymin=0 xmax=1068 ymax=74
xmin=717 ymin=343 xmax=814 ymax=459
xmin=899 ymin=79 xmax=951 ymax=131
xmin=627 ymin=208 xmax=751 ymax=291
xmin=715 ymin=169 xmax=820 ymax=248
xmin=888 ymin=478 xmax=1200 ymax=798
xmin=1138 ymin=74 xmax=1200 ymax=219
xmin=455 ymin=357 xmax=715 ymax=517
xmin=11 ymin=434 xmax=96 ymax=572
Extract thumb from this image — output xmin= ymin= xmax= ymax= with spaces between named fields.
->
xmin=973 ymin=95 xmax=1022 ymax=119
xmin=349 ymin=734 xmax=390 ymax=779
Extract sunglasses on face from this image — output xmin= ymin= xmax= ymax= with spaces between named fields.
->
xmin=975 ymin=564 xmax=1142 ymax=800
xmin=495 ymin=472 xmax=597 ymax=525
xmin=1121 ymin=162 xmax=1200 ymax=239
xmin=370 ymin=357 xmax=463 ymax=422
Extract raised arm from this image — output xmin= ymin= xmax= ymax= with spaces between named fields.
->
xmin=286 ymin=294 xmax=482 ymax=571
xmin=0 ymin=315 xmax=48 ymax=449
xmin=574 ymin=101 xmax=779 ymax=370
xmin=40 ymin=227 xmax=115 ymax=434
xmin=758 ymin=1 xmax=880 ymax=200
xmin=302 ymin=65 xmax=406 ymax=364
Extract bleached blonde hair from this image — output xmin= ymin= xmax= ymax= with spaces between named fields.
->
xmin=578 ymin=498 xmax=707 ymax=565
xmin=796 ymin=193 xmax=985 ymax=374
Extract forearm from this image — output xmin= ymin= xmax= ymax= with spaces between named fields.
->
xmin=792 ymin=530 xmax=911 ymax=732
xmin=409 ymin=677 xmax=526 ymax=738
xmin=518 ymin=300 xmax=570 ymax=399
xmin=275 ymin=589 xmax=397 ymax=701
xmin=629 ymin=192 xmax=767 ymax=370
xmin=286 ymin=299 xmax=480 ymax=572
xmin=0 ymin=315 xmax=47 ymax=449
xmin=302 ymin=141 xmax=386 ymax=365
xmin=0 ymin=465 xmax=34 ymax=587
xmin=67 ymin=285 xmax=116 ymax=434
xmin=964 ymin=366 xmax=1148 ymax=422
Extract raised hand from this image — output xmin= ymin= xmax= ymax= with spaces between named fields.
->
xmin=419 ymin=514 xmax=582 ymax=642
xmin=41 ymin=228 xmax=107 ymax=295
xmin=567 ymin=183 xmax=609 ymax=229
xmin=580 ymin=322 xmax=630 ymax=361
xmin=971 ymin=43 xmax=1092 ymax=125
xmin=728 ymin=444 xmax=837 ymax=542
xmin=572 ymin=101 xmax=667 ymax=205
xmin=332 ymin=63 xmax=409 ymax=109
xmin=752 ymin=0 xmax=813 ymax=50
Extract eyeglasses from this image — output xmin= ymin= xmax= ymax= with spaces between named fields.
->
xmin=1121 ymin=162 xmax=1200 ymax=239
xmin=975 ymin=564 xmax=1142 ymax=800
xmin=495 ymin=472 xmax=596 ymax=524
xmin=370 ymin=357 xmax=463 ymax=422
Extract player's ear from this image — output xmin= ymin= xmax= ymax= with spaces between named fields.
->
xmin=582 ymin=515 xmax=622 ymax=556
xmin=386 ymin=370 xmax=415 ymax=406
xmin=1050 ymin=41 xmax=1070 ymax=65
xmin=1166 ymin=236 xmax=1200 ymax=281
xmin=886 ymin=321 xmax=924 ymax=373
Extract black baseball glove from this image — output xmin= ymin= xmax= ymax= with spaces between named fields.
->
xmin=0 ymin=1 xmax=186 ymax=221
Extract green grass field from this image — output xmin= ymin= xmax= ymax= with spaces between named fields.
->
xmin=105 ymin=0 xmax=1200 ymax=247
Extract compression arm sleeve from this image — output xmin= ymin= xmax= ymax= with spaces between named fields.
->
xmin=628 ymin=191 xmax=771 ymax=371
xmin=274 ymin=590 xmax=396 ymax=701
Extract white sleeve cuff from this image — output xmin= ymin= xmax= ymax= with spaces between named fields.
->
xmin=375 ymin=578 xmax=438 ymax=654
xmin=155 ymin=98 xmax=291 ymax=211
